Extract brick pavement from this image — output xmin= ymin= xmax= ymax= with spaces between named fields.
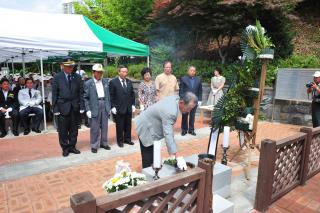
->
xmin=0 ymin=116 xmax=207 ymax=166
xmin=251 ymin=173 xmax=320 ymax=213
xmin=1 ymin=117 xmax=318 ymax=213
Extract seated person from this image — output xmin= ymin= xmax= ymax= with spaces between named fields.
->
xmin=0 ymin=78 xmax=19 ymax=137
xmin=18 ymin=78 xmax=43 ymax=135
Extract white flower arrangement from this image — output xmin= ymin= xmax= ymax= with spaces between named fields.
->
xmin=240 ymin=20 xmax=274 ymax=60
xmin=102 ymin=161 xmax=147 ymax=193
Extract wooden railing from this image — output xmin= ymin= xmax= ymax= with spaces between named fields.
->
xmin=254 ymin=127 xmax=320 ymax=212
xmin=58 ymin=159 xmax=214 ymax=213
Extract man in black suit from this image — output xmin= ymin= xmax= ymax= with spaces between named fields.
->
xmin=52 ymin=57 xmax=85 ymax=157
xmin=0 ymin=78 xmax=19 ymax=137
xmin=179 ymin=66 xmax=202 ymax=136
xmin=109 ymin=65 xmax=136 ymax=147
xmin=13 ymin=77 xmax=26 ymax=98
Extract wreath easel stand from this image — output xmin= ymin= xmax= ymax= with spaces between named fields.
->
xmin=229 ymin=58 xmax=270 ymax=180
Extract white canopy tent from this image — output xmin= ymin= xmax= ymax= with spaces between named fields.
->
xmin=0 ymin=7 xmax=149 ymax=131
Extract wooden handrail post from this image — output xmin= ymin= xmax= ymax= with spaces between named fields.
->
xmin=70 ymin=191 xmax=96 ymax=213
xmin=254 ymin=139 xmax=276 ymax=212
xmin=300 ymin=127 xmax=313 ymax=184
xmin=198 ymin=158 xmax=215 ymax=213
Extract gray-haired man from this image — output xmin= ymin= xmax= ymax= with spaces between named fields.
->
xmin=134 ymin=92 xmax=198 ymax=169
xmin=84 ymin=64 xmax=111 ymax=153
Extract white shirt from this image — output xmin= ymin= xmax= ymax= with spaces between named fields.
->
xmin=119 ymin=77 xmax=127 ymax=88
xmin=94 ymin=78 xmax=105 ymax=98
xmin=2 ymin=90 xmax=8 ymax=100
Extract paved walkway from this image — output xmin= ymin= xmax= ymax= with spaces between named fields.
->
xmin=251 ymin=173 xmax=320 ymax=213
xmin=1 ymin=117 xmax=318 ymax=213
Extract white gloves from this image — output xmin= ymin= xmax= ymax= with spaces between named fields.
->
xmin=54 ymin=112 xmax=60 ymax=116
xmin=86 ymin=111 xmax=92 ymax=118
xmin=132 ymin=105 xmax=136 ymax=113
xmin=111 ymin=107 xmax=117 ymax=115
xmin=176 ymin=156 xmax=187 ymax=171
xmin=198 ymin=101 xmax=202 ymax=106
xmin=80 ymin=110 xmax=84 ymax=114
xmin=5 ymin=111 xmax=10 ymax=118
xmin=7 ymin=107 xmax=12 ymax=112
xmin=140 ymin=105 xmax=145 ymax=111
xmin=29 ymin=101 xmax=35 ymax=107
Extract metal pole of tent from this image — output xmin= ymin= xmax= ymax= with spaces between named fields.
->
xmin=22 ymin=49 xmax=26 ymax=77
xmin=103 ymin=56 xmax=108 ymax=78
xmin=11 ymin=58 xmax=14 ymax=74
xmin=40 ymin=51 xmax=47 ymax=131
xmin=147 ymin=56 xmax=150 ymax=68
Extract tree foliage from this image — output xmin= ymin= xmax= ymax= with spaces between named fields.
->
xmin=74 ymin=0 xmax=153 ymax=41
xmin=150 ymin=0 xmax=299 ymax=63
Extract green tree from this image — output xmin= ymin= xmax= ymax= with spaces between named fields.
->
xmin=74 ymin=0 xmax=153 ymax=41
xmin=151 ymin=0 xmax=299 ymax=63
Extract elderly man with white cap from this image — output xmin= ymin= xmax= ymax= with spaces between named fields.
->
xmin=307 ymin=71 xmax=320 ymax=127
xmin=84 ymin=64 xmax=111 ymax=153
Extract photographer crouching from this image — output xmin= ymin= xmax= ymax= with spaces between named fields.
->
xmin=307 ymin=71 xmax=320 ymax=127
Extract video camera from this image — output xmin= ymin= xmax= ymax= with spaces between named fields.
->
xmin=306 ymin=82 xmax=314 ymax=88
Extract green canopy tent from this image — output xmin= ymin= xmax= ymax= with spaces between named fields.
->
xmin=0 ymin=8 xmax=150 ymax=131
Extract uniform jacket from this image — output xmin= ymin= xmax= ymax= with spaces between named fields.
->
xmin=52 ymin=72 xmax=84 ymax=115
xmin=0 ymin=90 xmax=18 ymax=110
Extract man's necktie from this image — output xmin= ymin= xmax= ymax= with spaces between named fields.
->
xmin=68 ymin=74 xmax=72 ymax=89
xmin=29 ymin=89 xmax=32 ymax=98
xmin=122 ymin=79 xmax=127 ymax=91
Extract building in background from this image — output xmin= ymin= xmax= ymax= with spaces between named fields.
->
xmin=62 ymin=0 xmax=84 ymax=14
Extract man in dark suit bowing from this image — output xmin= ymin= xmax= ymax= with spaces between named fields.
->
xmin=0 ymin=78 xmax=19 ymax=137
xmin=179 ymin=66 xmax=202 ymax=136
xmin=52 ymin=57 xmax=85 ymax=157
xmin=109 ymin=65 xmax=136 ymax=147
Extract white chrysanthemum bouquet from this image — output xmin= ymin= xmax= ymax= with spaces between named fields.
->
xmin=102 ymin=161 xmax=147 ymax=193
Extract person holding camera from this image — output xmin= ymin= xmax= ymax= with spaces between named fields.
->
xmin=307 ymin=71 xmax=320 ymax=127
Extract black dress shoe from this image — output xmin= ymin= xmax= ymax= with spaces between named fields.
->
xmin=181 ymin=130 xmax=187 ymax=136
xmin=91 ymin=148 xmax=97 ymax=153
xmin=23 ymin=130 xmax=30 ymax=135
xmin=62 ymin=150 xmax=69 ymax=157
xmin=118 ymin=143 xmax=124 ymax=148
xmin=69 ymin=148 xmax=81 ymax=154
xmin=12 ymin=131 xmax=19 ymax=136
xmin=100 ymin=145 xmax=111 ymax=150
xmin=0 ymin=133 xmax=7 ymax=138
xmin=32 ymin=128 xmax=41 ymax=133
xmin=124 ymin=141 xmax=134 ymax=145
xmin=188 ymin=130 xmax=196 ymax=136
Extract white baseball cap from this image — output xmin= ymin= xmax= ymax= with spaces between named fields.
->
xmin=92 ymin=63 xmax=104 ymax=72
xmin=314 ymin=71 xmax=320 ymax=77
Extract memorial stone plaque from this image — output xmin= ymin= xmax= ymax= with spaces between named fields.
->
xmin=275 ymin=68 xmax=320 ymax=102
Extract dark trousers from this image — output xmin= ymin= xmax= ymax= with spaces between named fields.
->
xmin=312 ymin=101 xmax=320 ymax=127
xmin=181 ymin=105 xmax=197 ymax=131
xmin=20 ymin=107 xmax=43 ymax=130
xmin=139 ymin=139 xmax=153 ymax=168
xmin=115 ymin=111 xmax=132 ymax=146
xmin=45 ymin=102 xmax=53 ymax=122
xmin=57 ymin=109 xmax=79 ymax=151
xmin=0 ymin=110 xmax=19 ymax=133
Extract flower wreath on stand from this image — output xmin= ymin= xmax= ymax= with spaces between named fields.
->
xmin=212 ymin=20 xmax=274 ymax=132
xmin=102 ymin=160 xmax=147 ymax=193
